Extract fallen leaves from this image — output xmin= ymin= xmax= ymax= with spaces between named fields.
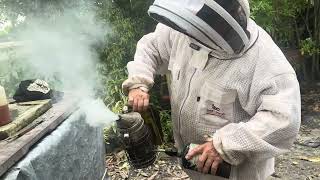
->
xmin=105 ymin=151 xmax=190 ymax=180
xmin=301 ymin=86 xmax=320 ymax=116
xmin=147 ymin=171 xmax=158 ymax=180
xmin=106 ymin=151 xmax=129 ymax=179
xmin=299 ymin=156 xmax=320 ymax=163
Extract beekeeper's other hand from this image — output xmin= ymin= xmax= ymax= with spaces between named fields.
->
xmin=128 ymin=88 xmax=150 ymax=112
xmin=186 ymin=141 xmax=223 ymax=175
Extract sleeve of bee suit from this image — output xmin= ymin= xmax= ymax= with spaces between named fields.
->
xmin=122 ymin=23 xmax=173 ymax=94
xmin=212 ymin=73 xmax=301 ymax=165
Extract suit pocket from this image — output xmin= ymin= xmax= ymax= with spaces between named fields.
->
xmin=197 ymin=82 xmax=237 ymax=128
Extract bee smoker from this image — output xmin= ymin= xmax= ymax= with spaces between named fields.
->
xmin=116 ymin=105 xmax=163 ymax=169
xmin=116 ymin=106 xmax=231 ymax=178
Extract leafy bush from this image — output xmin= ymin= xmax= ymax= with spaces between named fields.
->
xmin=96 ymin=0 xmax=154 ymax=111
xmin=250 ymin=0 xmax=308 ymax=47
xmin=0 ymin=49 xmax=27 ymax=96
xmin=300 ymin=38 xmax=320 ymax=56
xmin=96 ymin=0 xmax=176 ymax=144
xmin=251 ymin=0 xmax=320 ymax=80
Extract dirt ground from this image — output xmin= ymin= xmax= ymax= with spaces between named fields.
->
xmin=106 ymin=84 xmax=320 ymax=180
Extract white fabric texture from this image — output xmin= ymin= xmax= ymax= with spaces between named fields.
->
xmin=122 ymin=20 xmax=301 ymax=180
xmin=238 ymin=0 xmax=250 ymax=18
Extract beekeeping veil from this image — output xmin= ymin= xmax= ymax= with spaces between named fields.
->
xmin=148 ymin=0 xmax=251 ymax=56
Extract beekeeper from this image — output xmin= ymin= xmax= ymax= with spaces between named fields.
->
xmin=122 ymin=0 xmax=301 ymax=179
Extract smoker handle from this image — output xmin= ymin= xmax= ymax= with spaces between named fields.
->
xmin=159 ymin=148 xmax=231 ymax=178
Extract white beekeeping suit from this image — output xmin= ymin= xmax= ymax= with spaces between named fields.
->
xmin=123 ymin=0 xmax=301 ymax=179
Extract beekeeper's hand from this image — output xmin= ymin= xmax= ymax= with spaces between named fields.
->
xmin=185 ymin=141 xmax=223 ymax=175
xmin=128 ymin=88 xmax=150 ymax=112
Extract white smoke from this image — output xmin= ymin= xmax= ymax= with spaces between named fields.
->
xmin=80 ymin=99 xmax=119 ymax=127
xmin=14 ymin=1 xmax=117 ymax=126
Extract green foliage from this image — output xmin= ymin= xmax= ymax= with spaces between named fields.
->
xmin=0 ymin=48 xmax=62 ymax=96
xmin=251 ymin=0 xmax=320 ymax=80
xmin=300 ymin=38 xmax=320 ymax=56
xmin=159 ymin=109 xmax=173 ymax=143
xmin=250 ymin=0 xmax=308 ymax=47
xmin=96 ymin=1 xmax=175 ymax=143
xmin=0 ymin=23 xmax=12 ymax=38
xmin=0 ymin=55 xmax=31 ymax=96
xmin=95 ymin=0 xmax=173 ymax=142
xmin=0 ymin=0 xmax=90 ymax=20
xmin=0 ymin=49 xmax=25 ymax=96
xmin=96 ymin=0 xmax=154 ymax=109
xmin=250 ymin=0 xmax=274 ymax=32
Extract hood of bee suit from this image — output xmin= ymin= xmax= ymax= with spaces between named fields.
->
xmin=148 ymin=0 xmax=258 ymax=59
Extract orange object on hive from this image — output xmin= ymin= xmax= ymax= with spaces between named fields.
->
xmin=0 ymin=86 xmax=11 ymax=126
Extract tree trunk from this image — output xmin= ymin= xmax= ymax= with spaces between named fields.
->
xmin=302 ymin=60 xmax=309 ymax=81
xmin=313 ymin=0 xmax=320 ymax=79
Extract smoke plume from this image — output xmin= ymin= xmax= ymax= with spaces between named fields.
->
xmin=14 ymin=0 xmax=117 ymax=126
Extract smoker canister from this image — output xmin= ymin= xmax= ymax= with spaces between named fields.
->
xmin=117 ymin=112 xmax=157 ymax=169
xmin=0 ymin=86 xmax=11 ymax=126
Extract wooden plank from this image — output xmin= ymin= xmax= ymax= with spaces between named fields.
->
xmin=0 ymin=97 xmax=78 ymax=177
xmin=0 ymin=41 xmax=24 ymax=50
xmin=0 ymin=100 xmax=52 ymax=140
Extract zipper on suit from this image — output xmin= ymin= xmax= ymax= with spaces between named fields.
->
xmin=178 ymin=68 xmax=197 ymax=145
